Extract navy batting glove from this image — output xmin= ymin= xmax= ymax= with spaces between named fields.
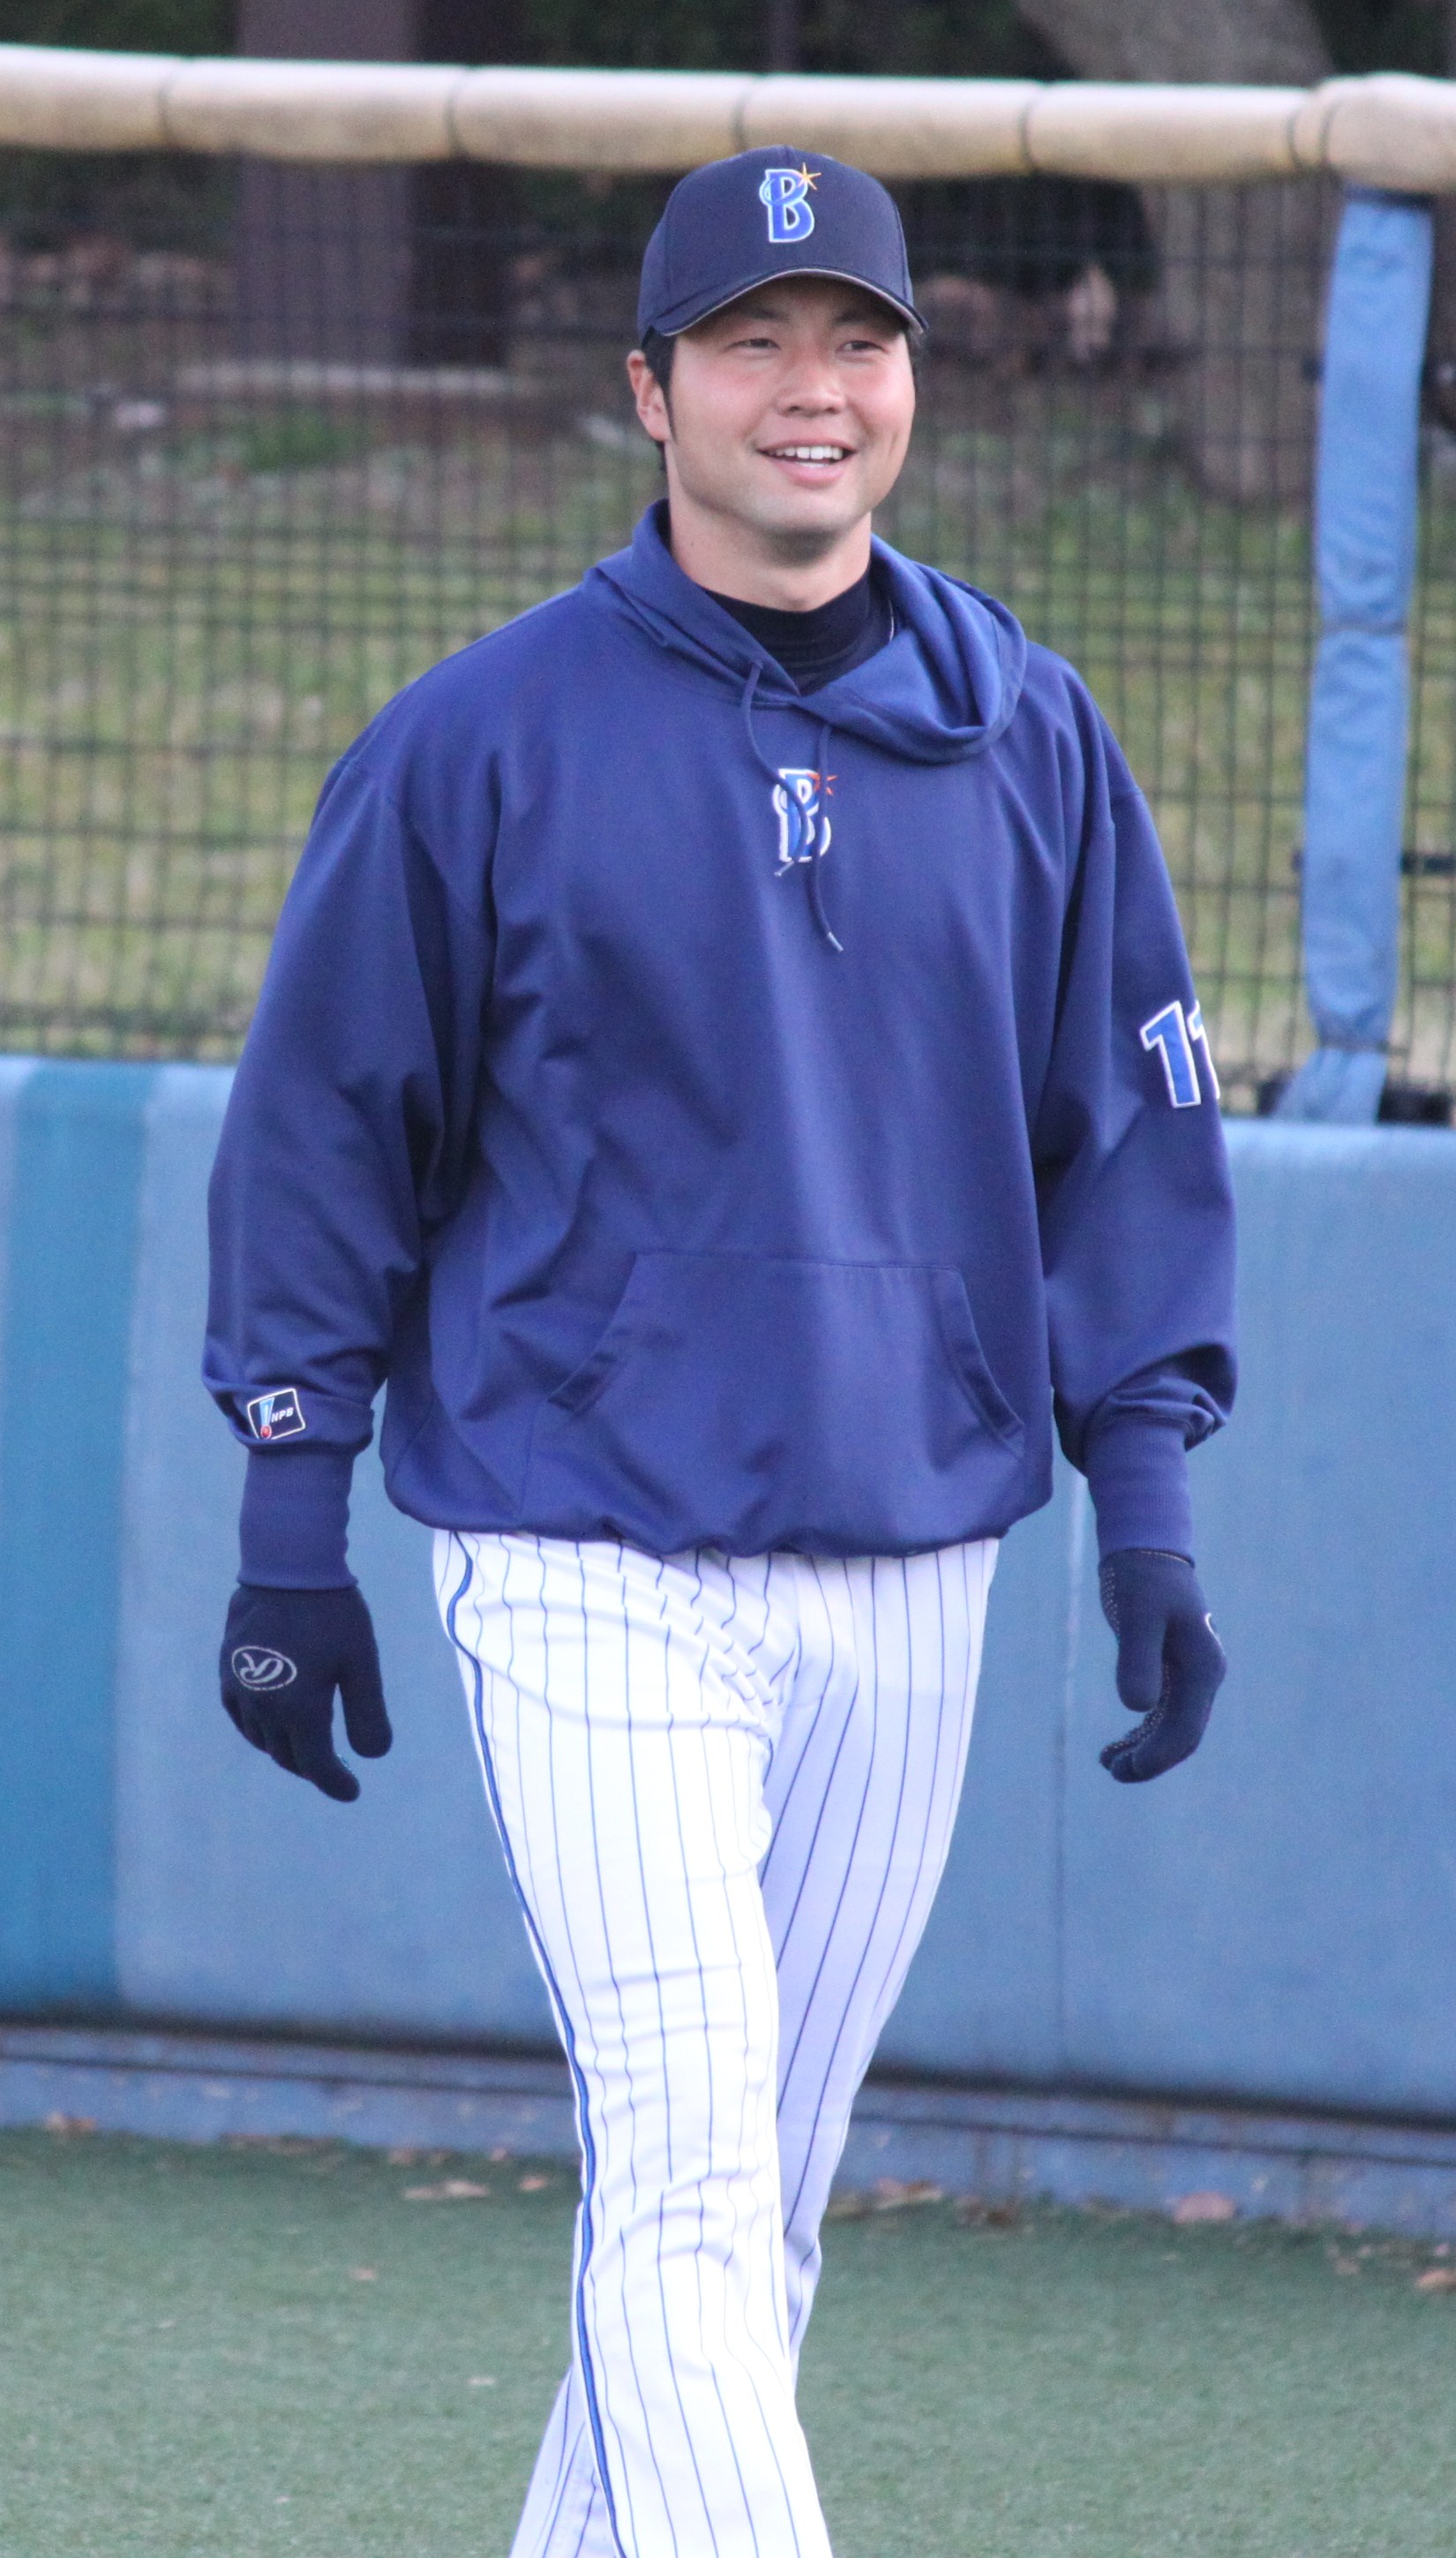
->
xmin=220 ymin=1584 xmax=392 ymax=1803
xmin=1098 ymin=1549 xmax=1226 ymax=1785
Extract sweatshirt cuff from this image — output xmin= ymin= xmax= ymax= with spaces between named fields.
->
xmin=239 ymin=1445 xmax=356 ymax=1589
xmin=1083 ymin=1414 xmax=1194 ymax=1563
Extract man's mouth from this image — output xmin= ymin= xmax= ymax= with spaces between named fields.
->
xmin=762 ymin=443 xmax=854 ymax=466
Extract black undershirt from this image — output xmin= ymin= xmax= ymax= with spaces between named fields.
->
xmin=709 ymin=568 xmax=894 ymax=694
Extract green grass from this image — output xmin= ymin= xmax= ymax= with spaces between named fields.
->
xmin=3 ymin=2125 xmax=1455 ymax=2557
xmin=4 ymin=372 xmax=1456 ymax=1089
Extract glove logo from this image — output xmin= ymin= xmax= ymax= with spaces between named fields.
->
xmin=245 ymin=1387 xmax=306 ymax=1443
xmin=759 ymin=164 xmax=818 ymax=245
xmin=231 ymin=1645 xmax=297 ymax=1691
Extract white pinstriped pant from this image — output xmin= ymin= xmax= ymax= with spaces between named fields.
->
xmin=436 ymin=1530 xmax=995 ymax=2558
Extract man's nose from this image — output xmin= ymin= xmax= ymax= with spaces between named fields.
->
xmin=774 ymin=350 xmax=847 ymax=409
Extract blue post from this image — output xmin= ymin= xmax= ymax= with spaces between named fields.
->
xmin=1277 ymin=189 xmax=1433 ymax=1125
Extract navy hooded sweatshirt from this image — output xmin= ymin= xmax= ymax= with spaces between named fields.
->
xmin=206 ymin=502 xmax=1235 ymax=1580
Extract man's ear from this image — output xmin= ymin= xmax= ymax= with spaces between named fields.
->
xmin=627 ymin=349 xmax=671 ymax=450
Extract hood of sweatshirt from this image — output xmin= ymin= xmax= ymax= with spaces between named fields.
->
xmin=590 ymin=500 xmax=1027 ymax=767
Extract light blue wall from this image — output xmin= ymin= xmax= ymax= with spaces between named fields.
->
xmin=2 ymin=1062 xmax=1454 ymax=2122
xmin=109 ymin=1067 xmax=539 ymax=2044
xmin=0 ymin=1063 xmax=152 ymax=2007
xmin=897 ymin=1122 xmax=1456 ymax=2116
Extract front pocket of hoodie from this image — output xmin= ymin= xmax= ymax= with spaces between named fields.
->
xmin=523 ymin=1253 xmax=1024 ymax=1554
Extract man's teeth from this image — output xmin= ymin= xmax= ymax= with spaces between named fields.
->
xmin=771 ymin=445 xmax=849 ymax=462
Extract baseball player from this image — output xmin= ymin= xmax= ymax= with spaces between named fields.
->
xmin=206 ymin=148 xmax=1235 ymax=2558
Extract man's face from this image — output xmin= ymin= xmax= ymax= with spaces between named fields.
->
xmin=629 ymin=277 xmax=916 ymax=564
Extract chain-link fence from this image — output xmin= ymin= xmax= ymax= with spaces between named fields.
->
xmin=3 ymin=156 xmax=1455 ymax=1106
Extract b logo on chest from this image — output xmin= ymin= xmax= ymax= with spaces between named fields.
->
xmin=772 ymin=768 xmax=832 ymax=871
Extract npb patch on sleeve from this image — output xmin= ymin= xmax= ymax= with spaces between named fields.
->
xmin=245 ymin=1387 xmax=307 ymax=1442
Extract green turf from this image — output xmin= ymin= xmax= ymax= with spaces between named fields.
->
xmin=5 ymin=303 xmax=1456 ymax=1087
xmin=0 ymin=405 xmax=1316 ymax=1087
xmin=2 ymin=2127 xmax=1455 ymax=2556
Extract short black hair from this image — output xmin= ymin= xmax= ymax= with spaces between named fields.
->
xmin=639 ymin=325 xmax=676 ymax=394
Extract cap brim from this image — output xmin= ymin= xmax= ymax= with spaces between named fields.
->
xmin=652 ymin=265 xmax=925 ymax=339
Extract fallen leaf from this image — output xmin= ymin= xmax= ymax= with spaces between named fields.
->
xmin=1416 ymin=2268 xmax=1456 ymax=2293
xmin=519 ymin=2174 xmax=551 ymax=2193
xmin=469 ymin=2375 xmax=498 ymax=2388
xmin=349 ymin=2267 xmax=378 ymax=2282
xmin=222 ymin=2134 xmax=327 ymax=2155
xmin=403 ymin=2179 xmax=492 ymax=2202
xmin=955 ymin=2196 xmax=1021 ymax=2229
xmin=1172 ymin=2191 xmax=1237 ymax=2225
xmin=869 ymin=2178 xmax=943 ymax=2212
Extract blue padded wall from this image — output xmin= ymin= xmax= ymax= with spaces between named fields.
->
xmin=2 ymin=1066 xmax=1455 ymax=2125
xmin=109 ymin=1066 xmax=544 ymax=2043
xmin=882 ymin=1122 xmax=1456 ymax=2115
xmin=0 ymin=1063 xmax=152 ymax=2006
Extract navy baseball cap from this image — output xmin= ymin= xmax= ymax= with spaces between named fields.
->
xmin=637 ymin=146 xmax=924 ymax=341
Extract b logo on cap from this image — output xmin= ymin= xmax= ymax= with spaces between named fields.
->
xmin=759 ymin=164 xmax=818 ymax=245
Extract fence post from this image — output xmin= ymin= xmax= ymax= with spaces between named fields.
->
xmin=1277 ymin=188 xmax=1433 ymax=1123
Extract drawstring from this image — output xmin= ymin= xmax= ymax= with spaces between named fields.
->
xmin=739 ymin=658 xmax=778 ymax=783
xmin=804 ymin=718 xmax=843 ymax=954
xmin=739 ymin=663 xmax=844 ymax=955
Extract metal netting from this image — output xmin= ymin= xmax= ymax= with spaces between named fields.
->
xmin=1 ymin=156 xmax=1452 ymax=1106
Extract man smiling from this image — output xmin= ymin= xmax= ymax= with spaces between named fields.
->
xmin=628 ymin=278 xmax=914 ymax=583
xmin=206 ymin=147 xmax=1235 ymax=2558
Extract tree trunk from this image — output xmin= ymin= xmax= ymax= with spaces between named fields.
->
xmin=1425 ymin=0 xmax=1456 ymax=418
xmin=236 ymin=0 xmax=417 ymax=365
xmin=1019 ymin=0 xmax=1333 ymax=506
xmin=410 ymin=0 xmax=524 ymax=369
xmin=1017 ymin=0 xmax=1328 ymax=85
xmin=765 ymin=0 xmax=801 ymax=73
